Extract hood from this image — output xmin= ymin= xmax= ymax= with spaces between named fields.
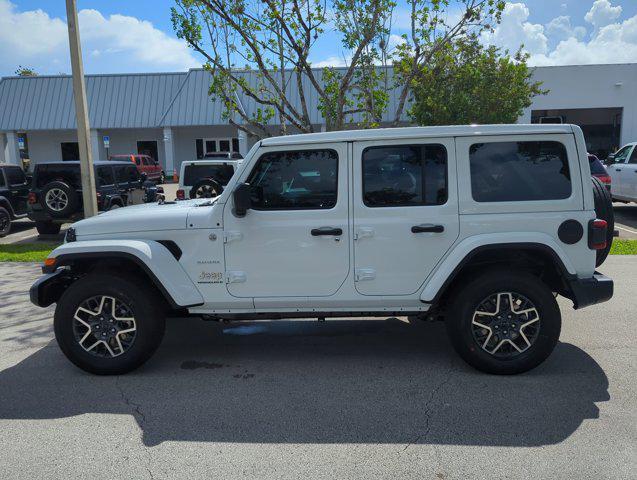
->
xmin=73 ymin=199 xmax=213 ymax=237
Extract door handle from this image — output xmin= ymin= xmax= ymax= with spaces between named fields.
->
xmin=311 ymin=227 xmax=343 ymax=236
xmin=615 ymin=168 xmax=622 ymax=171
xmin=411 ymin=224 xmax=444 ymax=233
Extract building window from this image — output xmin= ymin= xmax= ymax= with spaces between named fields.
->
xmin=196 ymin=138 xmax=240 ymax=159
xmin=61 ymin=142 xmax=80 ymax=161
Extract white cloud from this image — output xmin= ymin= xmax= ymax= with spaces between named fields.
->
xmin=0 ymin=0 xmax=199 ymax=76
xmin=482 ymin=1 xmax=637 ymax=66
xmin=481 ymin=3 xmax=548 ymax=54
xmin=584 ymin=0 xmax=622 ymax=29
xmin=546 ymin=16 xmax=586 ymax=42
xmin=531 ymin=13 xmax=637 ymax=66
xmin=310 ymin=55 xmax=350 ymax=68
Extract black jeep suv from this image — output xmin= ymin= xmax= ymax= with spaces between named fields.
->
xmin=0 ymin=163 xmax=30 ymax=237
xmin=28 ymin=161 xmax=160 ymax=235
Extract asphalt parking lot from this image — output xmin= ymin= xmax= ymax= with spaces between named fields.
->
xmin=0 ymin=258 xmax=634 ymax=479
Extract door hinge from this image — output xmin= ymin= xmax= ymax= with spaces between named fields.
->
xmin=226 ymin=271 xmax=247 ymax=284
xmin=355 ymin=268 xmax=376 ymax=282
xmin=354 ymin=227 xmax=374 ymax=241
xmin=224 ymin=231 xmax=243 ymax=244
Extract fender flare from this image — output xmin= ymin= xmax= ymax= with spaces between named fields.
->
xmin=44 ymin=239 xmax=204 ymax=308
xmin=420 ymin=234 xmax=577 ymax=303
xmin=0 ymin=196 xmax=16 ymax=217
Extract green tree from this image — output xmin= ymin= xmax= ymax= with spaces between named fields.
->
xmin=172 ymin=0 xmax=394 ymax=136
xmin=15 ymin=66 xmax=37 ymax=77
xmin=409 ymin=38 xmax=546 ymax=125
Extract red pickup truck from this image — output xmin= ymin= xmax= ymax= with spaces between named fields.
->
xmin=109 ymin=154 xmax=165 ymax=184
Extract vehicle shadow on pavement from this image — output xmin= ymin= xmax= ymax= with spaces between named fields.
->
xmin=0 ymin=317 xmax=609 ymax=448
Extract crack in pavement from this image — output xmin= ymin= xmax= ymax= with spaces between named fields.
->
xmin=402 ymin=375 xmax=452 ymax=452
xmin=115 ymin=376 xmax=155 ymax=480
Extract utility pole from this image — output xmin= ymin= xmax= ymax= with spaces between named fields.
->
xmin=66 ymin=0 xmax=97 ymax=217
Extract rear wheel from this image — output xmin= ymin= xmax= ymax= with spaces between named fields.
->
xmin=35 ymin=221 xmax=61 ymax=235
xmin=54 ymin=273 xmax=166 ymax=375
xmin=591 ymin=176 xmax=614 ymax=267
xmin=446 ymin=269 xmax=561 ymax=375
xmin=0 ymin=207 xmax=11 ymax=237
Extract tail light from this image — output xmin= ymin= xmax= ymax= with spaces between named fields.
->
xmin=28 ymin=192 xmax=37 ymax=204
xmin=176 ymin=189 xmax=185 ymax=200
xmin=593 ymin=173 xmax=611 ymax=185
xmin=588 ymin=219 xmax=608 ymax=250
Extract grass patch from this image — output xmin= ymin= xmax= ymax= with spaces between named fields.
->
xmin=609 ymin=239 xmax=637 ymax=255
xmin=0 ymin=243 xmax=59 ymax=262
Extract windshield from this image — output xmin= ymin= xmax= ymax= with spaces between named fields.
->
xmin=183 ymin=164 xmax=235 ymax=186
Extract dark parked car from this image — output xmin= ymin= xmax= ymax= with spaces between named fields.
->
xmin=0 ymin=163 xmax=30 ymax=237
xmin=28 ymin=161 xmax=161 ymax=235
xmin=588 ymin=153 xmax=611 ymax=190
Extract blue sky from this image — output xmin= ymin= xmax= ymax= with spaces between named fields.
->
xmin=1 ymin=0 xmax=637 ymax=76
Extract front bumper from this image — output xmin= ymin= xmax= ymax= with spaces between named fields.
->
xmin=567 ymin=272 xmax=613 ymax=310
xmin=29 ymin=269 xmax=71 ymax=307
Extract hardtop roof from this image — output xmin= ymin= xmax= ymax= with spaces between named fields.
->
xmin=259 ymin=124 xmax=576 ymax=147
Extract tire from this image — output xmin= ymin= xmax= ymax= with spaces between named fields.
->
xmin=54 ymin=273 xmax=166 ymax=375
xmin=35 ymin=221 xmax=61 ymax=235
xmin=0 ymin=207 xmax=11 ymax=237
xmin=189 ymin=178 xmax=223 ymax=199
xmin=40 ymin=181 xmax=79 ymax=218
xmin=446 ymin=269 xmax=561 ymax=375
xmin=108 ymin=203 xmax=121 ymax=211
xmin=591 ymin=176 xmax=614 ymax=267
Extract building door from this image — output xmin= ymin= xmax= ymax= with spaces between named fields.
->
xmin=352 ymin=138 xmax=459 ymax=296
xmin=137 ymin=141 xmax=159 ymax=163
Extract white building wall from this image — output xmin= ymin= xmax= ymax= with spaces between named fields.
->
xmin=171 ymin=125 xmax=240 ymax=175
xmin=523 ymin=64 xmax=637 ymax=146
xmin=27 ymin=130 xmax=80 ymax=164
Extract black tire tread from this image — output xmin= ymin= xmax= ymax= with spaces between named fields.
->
xmin=591 ymin=176 xmax=614 ymax=267
xmin=0 ymin=206 xmax=11 ymax=237
xmin=54 ymin=273 xmax=166 ymax=375
xmin=446 ymin=269 xmax=561 ymax=375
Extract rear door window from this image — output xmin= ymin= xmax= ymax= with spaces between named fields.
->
xmin=469 ymin=141 xmax=571 ymax=202
xmin=35 ymin=165 xmax=81 ymax=188
xmin=96 ymin=166 xmax=115 ymax=186
xmin=114 ymin=165 xmax=130 ymax=186
xmin=362 ymin=144 xmax=447 ymax=207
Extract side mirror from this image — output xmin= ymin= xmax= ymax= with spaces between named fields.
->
xmin=233 ymin=182 xmax=252 ymax=217
xmin=140 ymin=171 xmax=148 ymax=182
xmin=156 ymin=186 xmax=164 ymax=194
xmin=605 ymin=154 xmax=615 ymax=165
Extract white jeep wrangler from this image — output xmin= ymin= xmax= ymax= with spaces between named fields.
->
xmin=30 ymin=125 xmax=614 ymax=375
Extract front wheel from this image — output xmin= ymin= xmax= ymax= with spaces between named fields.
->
xmin=446 ymin=270 xmax=561 ymax=375
xmin=0 ymin=207 xmax=11 ymax=237
xmin=54 ymin=273 xmax=166 ymax=375
xmin=35 ymin=221 xmax=61 ymax=235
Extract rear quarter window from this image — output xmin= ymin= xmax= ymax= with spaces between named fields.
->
xmin=35 ymin=165 xmax=81 ymax=188
xmin=469 ymin=141 xmax=571 ymax=202
xmin=183 ymin=164 xmax=235 ymax=186
xmin=4 ymin=166 xmax=26 ymax=185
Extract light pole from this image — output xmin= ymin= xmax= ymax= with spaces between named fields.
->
xmin=65 ymin=0 xmax=97 ymax=217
